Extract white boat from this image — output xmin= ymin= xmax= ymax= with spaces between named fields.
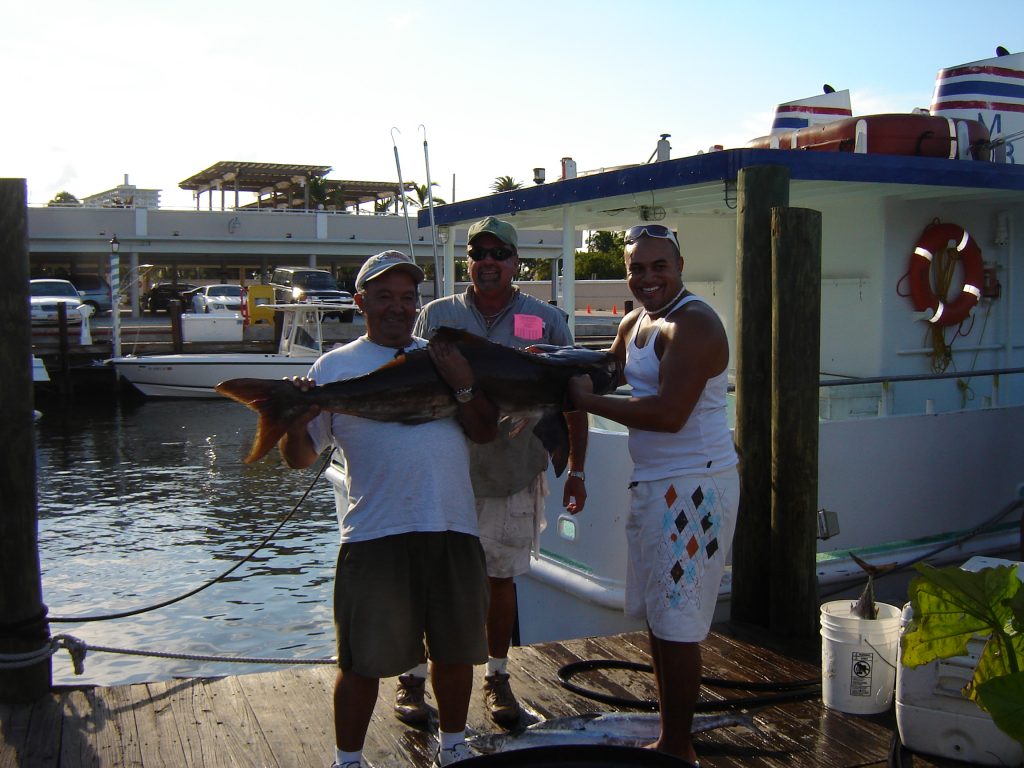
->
xmin=370 ymin=49 xmax=1024 ymax=645
xmin=110 ymin=304 xmax=346 ymax=397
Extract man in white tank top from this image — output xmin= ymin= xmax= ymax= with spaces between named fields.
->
xmin=568 ymin=225 xmax=739 ymax=767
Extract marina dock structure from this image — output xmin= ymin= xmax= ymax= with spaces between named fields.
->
xmin=0 ymin=629 xmax=963 ymax=767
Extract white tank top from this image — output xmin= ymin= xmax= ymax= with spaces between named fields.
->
xmin=624 ymin=294 xmax=737 ymax=481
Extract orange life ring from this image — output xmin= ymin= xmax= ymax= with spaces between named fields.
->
xmin=907 ymin=222 xmax=983 ymax=326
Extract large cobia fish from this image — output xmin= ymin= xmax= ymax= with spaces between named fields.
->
xmin=215 ymin=327 xmax=620 ymax=469
xmin=467 ymin=711 xmax=757 ymax=754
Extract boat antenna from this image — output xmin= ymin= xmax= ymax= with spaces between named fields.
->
xmin=420 ymin=124 xmax=442 ymax=299
xmin=391 ymin=127 xmax=417 ymax=262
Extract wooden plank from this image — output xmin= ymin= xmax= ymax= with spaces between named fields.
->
xmin=205 ymin=675 xmax=281 ymax=767
xmin=19 ymin=693 xmax=62 ymax=767
xmin=0 ymin=699 xmax=29 ymax=768
xmin=59 ymin=689 xmax=98 ymax=768
xmin=160 ymin=677 xmax=240 ymax=768
xmin=130 ymin=681 xmax=188 ymax=767
xmin=234 ymin=667 xmax=333 ymax=768
xmin=91 ymin=684 xmax=143 ymax=768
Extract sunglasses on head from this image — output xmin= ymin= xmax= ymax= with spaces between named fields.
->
xmin=467 ymin=246 xmax=516 ymax=262
xmin=624 ymin=224 xmax=679 ymax=249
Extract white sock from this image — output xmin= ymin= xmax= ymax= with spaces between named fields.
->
xmin=404 ymin=662 xmax=428 ymax=679
xmin=439 ymin=730 xmax=465 ymax=750
xmin=336 ymin=747 xmax=361 ymax=766
xmin=486 ymin=657 xmax=508 ymax=676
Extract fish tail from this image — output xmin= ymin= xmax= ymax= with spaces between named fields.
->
xmin=215 ymin=378 xmax=305 ymax=463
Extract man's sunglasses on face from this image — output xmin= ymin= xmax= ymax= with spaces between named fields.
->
xmin=467 ymin=246 xmax=516 ymax=262
xmin=624 ymin=224 xmax=679 ymax=249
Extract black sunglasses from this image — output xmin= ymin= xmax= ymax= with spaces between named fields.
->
xmin=467 ymin=246 xmax=516 ymax=262
xmin=624 ymin=224 xmax=679 ymax=249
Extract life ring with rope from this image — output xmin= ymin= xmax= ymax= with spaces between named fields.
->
xmin=907 ymin=222 xmax=983 ymax=326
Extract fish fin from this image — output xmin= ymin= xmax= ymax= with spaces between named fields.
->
xmin=215 ymin=378 xmax=302 ymax=463
xmin=506 ymin=417 xmax=531 ymax=438
xmin=532 ymin=410 xmax=569 ymax=477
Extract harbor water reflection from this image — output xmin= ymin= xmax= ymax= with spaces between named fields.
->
xmin=35 ymin=397 xmax=339 ymax=686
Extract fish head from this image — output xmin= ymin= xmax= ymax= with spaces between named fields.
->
xmin=585 ymin=352 xmax=621 ymax=395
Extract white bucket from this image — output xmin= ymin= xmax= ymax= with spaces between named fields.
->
xmin=820 ymin=600 xmax=902 ymax=714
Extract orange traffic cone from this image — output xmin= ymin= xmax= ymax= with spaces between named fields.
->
xmin=586 ymin=304 xmax=592 ymax=314
xmin=612 ymin=304 xmax=617 ymax=315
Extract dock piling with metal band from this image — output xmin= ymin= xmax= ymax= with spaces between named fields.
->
xmin=0 ymin=178 xmax=52 ymax=702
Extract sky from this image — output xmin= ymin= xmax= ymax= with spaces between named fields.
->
xmin=3 ymin=1 xmax=1022 ymax=209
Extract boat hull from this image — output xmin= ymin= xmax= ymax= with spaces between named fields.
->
xmin=514 ymin=405 xmax=1024 ymax=644
xmin=111 ymin=354 xmax=315 ymax=398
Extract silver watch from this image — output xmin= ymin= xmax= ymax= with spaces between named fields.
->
xmin=454 ymin=386 xmax=475 ymax=404
xmin=568 ymin=470 xmax=585 ymax=481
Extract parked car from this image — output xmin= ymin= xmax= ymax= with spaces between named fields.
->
xmin=30 ymin=279 xmax=84 ymax=324
xmin=190 ymin=284 xmax=243 ymax=314
xmin=145 ymin=283 xmax=199 ymax=313
xmin=269 ymin=268 xmax=355 ymax=321
xmin=69 ymin=274 xmax=113 ymax=315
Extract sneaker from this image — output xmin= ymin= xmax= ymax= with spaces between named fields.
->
xmin=329 ymin=762 xmax=361 ymax=768
xmin=433 ymin=741 xmax=474 ymax=766
xmin=482 ymin=672 xmax=521 ymax=726
xmin=394 ymin=674 xmax=430 ymax=725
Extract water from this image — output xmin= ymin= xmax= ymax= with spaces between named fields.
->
xmin=34 ymin=397 xmax=340 ymax=686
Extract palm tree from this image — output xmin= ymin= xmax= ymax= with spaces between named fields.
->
xmin=491 ymin=175 xmax=523 ymax=193
xmin=409 ymin=182 xmax=446 ymax=208
xmin=374 ymin=197 xmax=395 ymax=214
xmin=307 ymin=176 xmax=330 ymax=209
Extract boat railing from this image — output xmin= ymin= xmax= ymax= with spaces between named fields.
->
xmin=818 ymin=365 xmax=1024 ymax=419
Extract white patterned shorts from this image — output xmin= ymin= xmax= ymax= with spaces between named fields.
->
xmin=625 ymin=467 xmax=739 ymax=642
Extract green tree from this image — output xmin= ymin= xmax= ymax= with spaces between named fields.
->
xmin=525 ymin=230 xmax=627 ymax=281
xmin=409 ymin=182 xmax=446 ymax=208
xmin=491 ymin=175 xmax=523 ymax=193
xmin=307 ymin=175 xmax=330 ymax=209
xmin=374 ymin=197 xmax=395 ymax=214
xmin=48 ymin=191 xmax=80 ymax=206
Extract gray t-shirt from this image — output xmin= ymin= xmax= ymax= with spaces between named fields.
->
xmin=414 ymin=288 xmax=574 ymax=497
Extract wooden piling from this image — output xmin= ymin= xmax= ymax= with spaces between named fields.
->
xmin=0 ymin=179 xmax=51 ymax=701
xmin=56 ymin=302 xmax=71 ymax=396
xmin=169 ymin=300 xmax=183 ymax=353
xmin=770 ymin=206 xmax=822 ymax=640
xmin=731 ymin=165 xmax=789 ymax=628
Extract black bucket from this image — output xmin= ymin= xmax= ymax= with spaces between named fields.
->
xmin=458 ymin=745 xmax=696 ymax=767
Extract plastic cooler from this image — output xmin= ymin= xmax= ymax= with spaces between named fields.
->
xmin=895 ymin=556 xmax=1024 ymax=766
xmin=181 ymin=313 xmax=244 ymax=342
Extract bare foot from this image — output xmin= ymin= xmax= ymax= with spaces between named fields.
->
xmin=646 ymin=739 xmax=699 ymax=766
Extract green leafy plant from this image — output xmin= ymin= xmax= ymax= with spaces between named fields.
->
xmin=901 ymin=563 xmax=1024 ymax=746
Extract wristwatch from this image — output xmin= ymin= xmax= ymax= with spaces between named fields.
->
xmin=453 ymin=385 xmax=475 ymax=404
xmin=568 ymin=470 xmax=586 ymax=481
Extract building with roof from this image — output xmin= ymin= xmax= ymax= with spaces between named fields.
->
xmin=81 ymin=174 xmax=161 ymax=209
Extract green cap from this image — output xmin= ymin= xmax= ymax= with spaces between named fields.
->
xmin=467 ymin=216 xmax=518 ymax=248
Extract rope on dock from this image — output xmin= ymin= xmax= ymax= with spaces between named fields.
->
xmin=0 ymin=633 xmax=335 ymax=675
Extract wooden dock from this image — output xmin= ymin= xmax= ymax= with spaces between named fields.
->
xmin=1 ymin=629 xmax=970 ymax=767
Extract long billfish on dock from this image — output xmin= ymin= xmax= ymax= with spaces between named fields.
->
xmin=215 ymin=327 xmax=620 ymax=469
xmin=468 ymin=711 xmax=758 ymax=754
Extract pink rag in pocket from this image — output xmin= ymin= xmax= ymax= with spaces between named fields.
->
xmin=513 ymin=313 xmax=544 ymax=340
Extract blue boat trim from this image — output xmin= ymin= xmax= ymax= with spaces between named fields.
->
xmin=420 ymin=148 xmax=1024 ymax=227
